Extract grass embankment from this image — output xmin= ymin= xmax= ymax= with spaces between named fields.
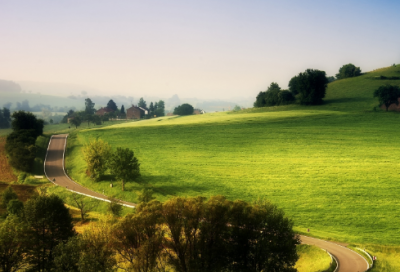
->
xmin=295 ymin=244 xmax=333 ymax=272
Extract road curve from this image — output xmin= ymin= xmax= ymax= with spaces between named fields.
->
xmin=44 ymin=134 xmax=369 ymax=271
xmin=44 ymin=134 xmax=136 ymax=208
xmin=300 ymin=235 xmax=369 ymax=272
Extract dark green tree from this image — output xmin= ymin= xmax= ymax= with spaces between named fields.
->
xmin=24 ymin=195 xmax=75 ymax=271
xmin=373 ymin=84 xmax=400 ymax=111
xmin=149 ymin=102 xmax=154 ymax=117
xmin=70 ymin=116 xmax=82 ymax=128
xmin=336 ymin=63 xmax=361 ymax=79
xmin=289 ymin=69 xmax=328 ymax=105
xmin=85 ymin=98 xmax=96 ymax=114
xmin=109 ymin=147 xmax=140 ymax=191
xmin=11 ymin=111 xmax=44 ymax=138
xmin=278 ymin=90 xmax=295 ymax=105
xmin=0 ymin=215 xmax=30 ymax=272
xmin=138 ymin=97 xmax=147 ymax=108
xmin=173 ymin=103 xmax=194 ymax=115
xmin=120 ymin=105 xmax=125 ymax=115
xmin=254 ymin=83 xmax=295 ymax=107
xmin=52 ymin=236 xmax=82 ymax=272
xmin=5 ymin=130 xmax=37 ymax=172
xmin=154 ymin=100 xmax=165 ymax=117
xmin=0 ymin=107 xmax=11 ymax=128
xmin=106 ymin=99 xmax=118 ymax=111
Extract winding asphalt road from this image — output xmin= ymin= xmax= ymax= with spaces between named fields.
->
xmin=44 ymin=134 xmax=370 ymax=272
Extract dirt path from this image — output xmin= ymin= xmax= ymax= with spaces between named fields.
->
xmin=45 ymin=134 xmax=370 ymax=271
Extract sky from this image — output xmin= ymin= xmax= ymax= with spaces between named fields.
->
xmin=1 ymin=0 xmax=400 ymax=100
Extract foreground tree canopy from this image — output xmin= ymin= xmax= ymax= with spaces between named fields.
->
xmin=0 ymin=193 xmax=298 ymax=271
xmin=289 ymin=69 xmax=328 ymax=105
xmin=336 ymin=63 xmax=361 ymax=80
xmin=373 ymin=84 xmax=400 ymax=111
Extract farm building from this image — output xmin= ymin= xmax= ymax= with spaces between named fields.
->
xmin=126 ymin=106 xmax=148 ymax=119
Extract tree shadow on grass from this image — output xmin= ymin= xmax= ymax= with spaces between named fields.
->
xmin=139 ymin=174 xmax=217 ymax=197
xmin=323 ymin=97 xmax=371 ymax=105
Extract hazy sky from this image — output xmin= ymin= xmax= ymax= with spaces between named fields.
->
xmin=1 ymin=0 xmax=399 ymax=99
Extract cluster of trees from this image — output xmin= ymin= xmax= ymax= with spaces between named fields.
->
xmin=62 ymin=98 xmax=114 ymax=128
xmin=336 ymin=63 xmax=361 ymax=80
xmin=254 ymin=83 xmax=295 ymax=107
xmin=138 ymin=97 xmax=165 ymax=118
xmin=373 ymin=84 xmax=400 ymax=111
xmin=83 ymin=139 xmax=140 ymax=191
xmin=5 ymin=111 xmax=44 ymax=172
xmin=254 ymin=63 xmax=362 ymax=108
xmin=0 ymin=190 xmax=299 ymax=272
xmin=173 ymin=103 xmax=194 ymax=115
xmin=0 ymin=107 xmax=11 ymax=128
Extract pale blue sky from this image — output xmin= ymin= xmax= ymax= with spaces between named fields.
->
xmin=1 ymin=0 xmax=399 ymax=99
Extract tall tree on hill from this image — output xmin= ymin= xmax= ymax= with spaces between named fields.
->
xmin=138 ymin=97 xmax=147 ymax=108
xmin=85 ymin=98 xmax=96 ymax=114
xmin=373 ymin=84 xmax=400 ymax=111
xmin=155 ymin=100 xmax=165 ymax=116
xmin=289 ymin=69 xmax=328 ymax=105
xmin=149 ymin=102 xmax=154 ymax=117
xmin=107 ymin=99 xmax=118 ymax=111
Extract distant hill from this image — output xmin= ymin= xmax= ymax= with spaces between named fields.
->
xmin=324 ymin=64 xmax=400 ymax=111
xmin=0 ymin=79 xmax=22 ymax=93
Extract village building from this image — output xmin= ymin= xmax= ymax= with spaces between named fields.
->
xmin=95 ymin=107 xmax=114 ymax=116
xmin=126 ymin=105 xmax=147 ymax=119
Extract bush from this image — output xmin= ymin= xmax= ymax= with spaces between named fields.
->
xmin=7 ymin=199 xmax=24 ymax=217
xmin=336 ymin=63 xmax=361 ymax=79
xmin=173 ymin=103 xmax=194 ymax=115
xmin=1 ymin=186 xmax=18 ymax=208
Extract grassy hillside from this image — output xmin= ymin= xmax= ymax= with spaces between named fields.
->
xmin=58 ymin=65 xmax=400 ymax=268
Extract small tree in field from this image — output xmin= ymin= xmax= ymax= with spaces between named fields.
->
xmin=83 ymin=139 xmax=111 ymax=181
xmin=109 ymin=147 xmax=140 ymax=191
xmin=70 ymin=116 xmax=82 ymax=128
xmin=373 ymin=84 xmax=400 ymax=111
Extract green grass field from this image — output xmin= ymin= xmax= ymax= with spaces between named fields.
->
xmin=64 ymin=66 xmax=400 ymax=249
xmin=295 ymin=244 xmax=333 ymax=272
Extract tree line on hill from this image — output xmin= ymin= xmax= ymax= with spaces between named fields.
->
xmin=62 ymin=98 xmax=167 ymax=129
xmin=0 ymin=188 xmax=299 ymax=272
xmin=254 ymin=63 xmax=400 ymax=111
xmin=254 ymin=63 xmax=362 ymax=107
xmin=137 ymin=97 xmax=166 ymax=118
